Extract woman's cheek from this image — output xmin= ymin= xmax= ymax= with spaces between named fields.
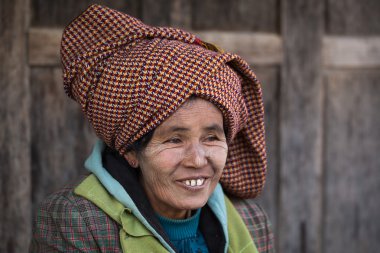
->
xmin=209 ymin=146 xmax=228 ymax=167
xmin=153 ymin=148 xmax=184 ymax=170
xmin=169 ymin=147 xmax=186 ymax=159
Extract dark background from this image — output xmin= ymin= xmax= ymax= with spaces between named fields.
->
xmin=1 ymin=0 xmax=380 ymax=252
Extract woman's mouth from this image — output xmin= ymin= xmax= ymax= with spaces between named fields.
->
xmin=183 ymin=178 xmax=205 ymax=187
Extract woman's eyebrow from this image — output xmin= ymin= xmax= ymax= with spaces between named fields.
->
xmin=166 ymin=127 xmax=190 ymax=133
xmin=162 ymin=124 xmax=224 ymax=134
xmin=203 ymin=124 xmax=224 ymax=134
xmin=155 ymin=126 xmax=189 ymax=137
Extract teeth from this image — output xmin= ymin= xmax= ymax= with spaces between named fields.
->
xmin=184 ymin=178 xmax=205 ymax=187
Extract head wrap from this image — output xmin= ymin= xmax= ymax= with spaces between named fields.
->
xmin=61 ymin=4 xmax=266 ymax=198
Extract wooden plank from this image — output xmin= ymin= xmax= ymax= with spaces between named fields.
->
xmin=323 ymin=36 xmax=380 ymax=68
xmin=28 ymin=28 xmax=283 ymax=66
xmin=280 ymin=0 xmax=324 ymax=253
xmin=253 ymin=67 xmax=281 ymax=245
xmin=28 ymin=27 xmax=380 ymax=68
xmin=326 ymin=0 xmax=380 ymax=35
xmin=196 ymin=32 xmax=283 ymax=65
xmin=28 ymin=28 xmax=62 ymax=66
xmin=141 ymin=0 xmax=192 ymax=28
xmin=31 ymin=0 xmax=141 ymax=27
xmin=141 ymin=0 xmax=171 ymax=26
xmin=0 ymin=0 xmax=31 ymax=252
xmin=31 ymin=67 xmax=96 ymax=212
xmin=323 ymin=70 xmax=380 ymax=253
xmin=170 ymin=0 xmax=192 ymax=29
xmin=192 ymin=0 xmax=279 ymax=32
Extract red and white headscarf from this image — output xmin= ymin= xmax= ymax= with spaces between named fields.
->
xmin=61 ymin=4 xmax=266 ymax=198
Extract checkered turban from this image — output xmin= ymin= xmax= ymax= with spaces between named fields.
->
xmin=61 ymin=4 xmax=266 ymax=198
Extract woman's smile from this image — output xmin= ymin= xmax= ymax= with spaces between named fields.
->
xmin=176 ymin=175 xmax=211 ymax=190
xmin=181 ymin=178 xmax=206 ymax=187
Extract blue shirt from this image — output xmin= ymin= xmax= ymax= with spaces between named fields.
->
xmin=157 ymin=209 xmax=209 ymax=253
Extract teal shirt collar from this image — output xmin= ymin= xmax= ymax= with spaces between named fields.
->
xmin=156 ymin=209 xmax=201 ymax=241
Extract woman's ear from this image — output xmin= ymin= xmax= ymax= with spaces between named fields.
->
xmin=124 ymin=151 xmax=139 ymax=168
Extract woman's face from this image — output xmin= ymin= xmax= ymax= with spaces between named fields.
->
xmin=127 ymin=98 xmax=228 ymax=219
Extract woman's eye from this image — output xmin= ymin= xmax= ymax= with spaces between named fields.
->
xmin=166 ymin=137 xmax=182 ymax=144
xmin=205 ymin=135 xmax=218 ymax=141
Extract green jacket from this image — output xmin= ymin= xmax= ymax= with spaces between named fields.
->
xmin=79 ymin=140 xmax=258 ymax=252
xmin=75 ymin=174 xmax=258 ymax=253
xmin=30 ymin=141 xmax=274 ymax=252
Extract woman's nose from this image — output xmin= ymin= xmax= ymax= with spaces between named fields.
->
xmin=183 ymin=143 xmax=208 ymax=168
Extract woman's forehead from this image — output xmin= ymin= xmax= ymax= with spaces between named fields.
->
xmin=154 ymin=98 xmax=224 ymax=134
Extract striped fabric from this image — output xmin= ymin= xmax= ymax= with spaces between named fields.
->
xmin=60 ymin=4 xmax=267 ymax=198
xmin=30 ymin=185 xmax=121 ymax=252
xmin=231 ymin=199 xmax=275 ymax=253
xmin=30 ymin=183 xmax=274 ymax=252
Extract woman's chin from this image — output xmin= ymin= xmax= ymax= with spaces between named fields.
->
xmin=175 ymin=196 xmax=209 ymax=212
xmin=173 ymin=181 xmax=218 ymax=211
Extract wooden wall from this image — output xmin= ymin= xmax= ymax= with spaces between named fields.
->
xmin=1 ymin=0 xmax=379 ymax=252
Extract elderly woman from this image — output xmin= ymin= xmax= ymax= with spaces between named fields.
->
xmin=30 ymin=4 xmax=273 ymax=253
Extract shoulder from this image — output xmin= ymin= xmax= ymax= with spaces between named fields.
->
xmin=30 ymin=178 xmax=121 ymax=252
xmin=230 ymin=198 xmax=275 ymax=253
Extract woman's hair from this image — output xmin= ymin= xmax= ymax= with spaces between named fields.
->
xmin=128 ymin=130 xmax=155 ymax=154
